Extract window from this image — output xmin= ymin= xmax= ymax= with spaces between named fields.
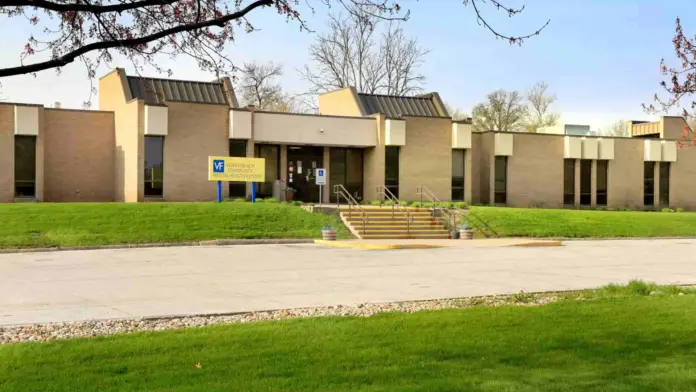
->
xmin=385 ymin=146 xmax=400 ymax=198
xmin=144 ymin=136 xmax=164 ymax=197
xmin=494 ymin=156 xmax=507 ymax=204
xmin=14 ymin=135 xmax=36 ymax=198
xmin=255 ymin=144 xmax=280 ymax=199
xmin=330 ymin=148 xmax=364 ymax=201
xmin=452 ymin=150 xmax=465 ymax=201
xmin=660 ymin=162 xmax=670 ymax=207
xmin=644 ymin=161 xmax=655 ymax=207
xmin=580 ymin=159 xmax=592 ymax=206
xmin=596 ymin=160 xmax=608 ymax=206
xmin=563 ymin=159 xmax=575 ymax=206
xmin=229 ymin=139 xmax=247 ymax=199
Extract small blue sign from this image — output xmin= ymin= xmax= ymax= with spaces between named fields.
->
xmin=213 ymin=160 xmax=225 ymax=173
xmin=318 ymin=169 xmax=324 ymax=176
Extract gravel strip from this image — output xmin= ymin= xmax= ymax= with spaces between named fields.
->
xmin=0 ymin=293 xmax=557 ymax=345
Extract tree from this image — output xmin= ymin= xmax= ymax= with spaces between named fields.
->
xmin=647 ymin=17 xmax=696 ymax=145
xmin=523 ymin=81 xmax=558 ymax=132
xmin=300 ymin=8 xmax=428 ymax=95
xmin=445 ymin=103 xmax=469 ymax=121
xmin=472 ymin=90 xmax=527 ymax=132
xmin=601 ymin=120 xmax=629 ymax=137
xmin=237 ymin=60 xmax=284 ymax=109
xmin=0 ymin=0 xmax=549 ymax=100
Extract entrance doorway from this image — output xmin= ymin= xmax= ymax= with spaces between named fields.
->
xmin=287 ymin=146 xmax=324 ymax=202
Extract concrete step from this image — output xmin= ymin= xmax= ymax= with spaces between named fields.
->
xmin=360 ymin=234 xmax=452 ymax=239
xmin=349 ymin=224 xmax=444 ymax=229
xmin=357 ymin=230 xmax=450 ymax=235
xmin=345 ymin=217 xmax=440 ymax=225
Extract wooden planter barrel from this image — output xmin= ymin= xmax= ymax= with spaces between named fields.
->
xmin=322 ymin=230 xmax=337 ymax=241
xmin=459 ymin=229 xmax=474 ymax=240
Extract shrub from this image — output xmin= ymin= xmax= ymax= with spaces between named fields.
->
xmin=454 ymin=201 xmax=469 ymax=209
xmin=676 ymin=208 xmax=685 ymax=213
xmin=384 ymin=200 xmax=393 ymax=206
xmin=370 ymin=200 xmax=382 ymax=206
xmin=439 ymin=202 xmax=453 ymax=209
xmin=264 ymin=197 xmax=278 ymax=203
xmin=233 ymin=198 xmax=247 ymax=203
xmin=291 ymin=200 xmax=303 ymax=206
xmin=399 ymin=200 xmax=409 ymax=206
xmin=661 ymin=208 xmax=674 ymax=213
xmin=410 ymin=201 xmax=422 ymax=208
xmin=422 ymin=202 xmax=434 ymax=208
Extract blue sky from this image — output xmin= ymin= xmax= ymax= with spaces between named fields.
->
xmin=0 ymin=0 xmax=693 ymax=131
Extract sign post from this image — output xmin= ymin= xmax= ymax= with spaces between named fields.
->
xmin=217 ymin=181 xmax=222 ymax=203
xmin=208 ymin=156 xmax=266 ymax=203
xmin=315 ymin=168 xmax=326 ymax=207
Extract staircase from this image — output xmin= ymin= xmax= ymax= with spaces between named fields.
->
xmin=333 ymin=184 xmax=450 ymax=240
xmin=339 ymin=206 xmax=450 ymax=239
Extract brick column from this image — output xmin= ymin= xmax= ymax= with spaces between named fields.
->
xmin=574 ymin=159 xmax=580 ymax=208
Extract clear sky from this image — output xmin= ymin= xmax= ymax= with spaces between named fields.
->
xmin=0 ymin=0 xmax=693 ymax=132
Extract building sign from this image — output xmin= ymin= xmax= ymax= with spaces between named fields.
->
xmin=316 ymin=168 xmax=326 ymax=185
xmin=208 ymin=156 xmax=265 ymax=182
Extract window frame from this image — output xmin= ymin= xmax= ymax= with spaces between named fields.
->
xmin=596 ymin=160 xmax=608 ymax=207
xmin=452 ymin=149 xmax=465 ymax=201
xmin=144 ymin=135 xmax=165 ymax=198
xmin=385 ymin=146 xmax=400 ymax=198
xmin=14 ymin=135 xmax=37 ymax=199
xmin=494 ymin=156 xmax=507 ymax=205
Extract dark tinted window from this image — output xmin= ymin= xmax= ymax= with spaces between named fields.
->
xmin=229 ymin=140 xmax=247 ymax=198
xmin=644 ymin=162 xmax=655 ymax=207
xmin=596 ymin=160 xmax=608 ymax=206
xmin=385 ymin=146 xmax=400 ymax=198
xmin=14 ymin=136 xmax=36 ymax=198
xmin=563 ymin=159 xmax=575 ymax=206
xmin=580 ymin=159 xmax=592 ymax=206
xmin=144 ymin=136 xmax=164 ymax=197
xmin=452 ymin=150 xmax=465 ymax=201
xmin=660 ymin=162 xmax=670 ymax=207
xmin=494 ymin=156 xmax=507 ymax=204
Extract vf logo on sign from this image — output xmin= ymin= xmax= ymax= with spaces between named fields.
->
xmin=213 ymin=160 xmax=225 ymax=173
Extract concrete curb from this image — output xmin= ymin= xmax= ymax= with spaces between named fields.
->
xmin=313 ymin=240 xmax=446 ymax=250
xmin=0 ymin=239 xmax=315 ymax=254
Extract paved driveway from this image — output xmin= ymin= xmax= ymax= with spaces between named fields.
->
xmin=1 ymin=239 xmax=695 ymax=325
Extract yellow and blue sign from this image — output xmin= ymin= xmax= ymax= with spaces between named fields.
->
xmin=208 ymin=156 xmax=265 ymax=182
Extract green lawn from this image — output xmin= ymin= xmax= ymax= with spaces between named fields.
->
xmin=2 ymin=292 xmax=696 ymax=391
xmin=468 ymin=206 xmax=696 ymax=238
xmin=0 ymin=202 xmax=349 ymax=248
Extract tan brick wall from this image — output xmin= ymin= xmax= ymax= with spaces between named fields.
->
xmin=363 ymin=114 xmax=385 ymax=201
xmin=472 ymin=132 xmax=494 ymax=204
xmin=399 ymin=116 xmax=451 ymax=201
xmin=318 ymin=88 xmax=363 ymax=117
xmin=506 ymin=133 xmax=564 ymax=208
xmin=0 ymin=105 xmax=14 ymax=202
xmin=163 ymin=101 xmax=229 ymax=201
xmin=43 ymin=109 xmax=115 ymax=202
xmin=607 ymin=138 xmax=643 ymax=210
xmin=99 ymin=70 xmax=142 ymax=202
xmin=661 ymin=116 xmax=688 ymax=140
xmin=669 ymin=147 xmax=696 ymax=210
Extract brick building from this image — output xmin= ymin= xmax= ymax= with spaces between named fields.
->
xmin=1 ymin=68 xmax=695 ymax=210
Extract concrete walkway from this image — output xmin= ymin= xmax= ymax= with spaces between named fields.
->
xmin=2 ymin=238 xmax=696 ymax=326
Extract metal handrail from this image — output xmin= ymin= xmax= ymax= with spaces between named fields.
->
xmin=375 ymin=185 xmax=412 ymax=234
xmin=415 ymin=185 xmax=457 ymax=231
xmin=333 ymin=184 xmax=368 ymax=235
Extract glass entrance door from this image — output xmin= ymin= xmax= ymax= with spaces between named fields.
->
xmin=287 ymin=146 xmax=324 ymax=202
